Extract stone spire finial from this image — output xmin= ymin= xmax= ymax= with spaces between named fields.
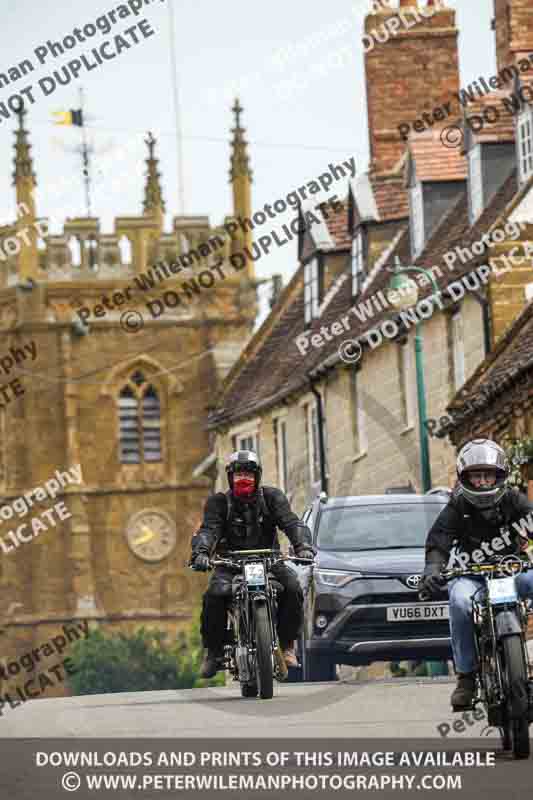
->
xmin=143 ymin=131 xmax=165 ymax=215
xmin=12 ymin=101 xmax=36 ymax=186
xmin=230 ymin=98 xmax=252 ymax=182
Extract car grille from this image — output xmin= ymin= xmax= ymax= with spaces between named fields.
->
xmin=350 ymin=593 xmax=419 ymax=605
xmin=340 ymin=615 xmax=450 ymax=640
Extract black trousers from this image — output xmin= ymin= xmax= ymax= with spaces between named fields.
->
xmin=200 ymin=562 xmax=304 ymax=653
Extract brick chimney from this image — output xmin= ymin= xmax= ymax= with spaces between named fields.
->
xmin=493 ymin=0 xmax=533 ymax=71
xmin=364 ymin=0 xmax=460 ymax=175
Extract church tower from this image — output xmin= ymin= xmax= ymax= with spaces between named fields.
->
xmin=0 ymin=103 xmax=259 ymax=698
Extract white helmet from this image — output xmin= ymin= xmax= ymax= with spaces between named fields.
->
xmin=456 ymin=439 xmax=509 ymax=510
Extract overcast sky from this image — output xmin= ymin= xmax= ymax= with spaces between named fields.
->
xmin=0 ymin=0 xmax=494 ymax=319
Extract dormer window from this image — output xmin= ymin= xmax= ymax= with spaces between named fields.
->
xmin=517 ymin=107 xmax=533 ymax=186
xmin=351 ymin=230 xmax=364 ymax=296
xmin=409 ymin=181 xmax=424 ymax=259
xmin=304 ymin=256 xmax=320 ymax=324
xmin=468 ymin=144 xmax=483 ymax=223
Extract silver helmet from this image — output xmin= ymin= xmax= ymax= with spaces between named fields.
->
xmin=456 ymin=439 xmax=509 ymax=510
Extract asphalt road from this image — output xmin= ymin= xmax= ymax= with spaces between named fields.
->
xmin=0 ymin=675 xmax=498 ymax=739
xmin=3 ymin=677 xmax=533 ymax=800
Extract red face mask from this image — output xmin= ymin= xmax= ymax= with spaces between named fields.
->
xmin=233 ymin=473 xmax=256 ymax=499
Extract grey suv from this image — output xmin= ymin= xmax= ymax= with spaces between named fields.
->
xmin=297 ymin=493 xmax=451 ymax=681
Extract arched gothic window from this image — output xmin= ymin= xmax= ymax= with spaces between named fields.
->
xmin=118 ymin=370 xmax=162 ymax=463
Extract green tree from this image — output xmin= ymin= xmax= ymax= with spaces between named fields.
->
xmin=66 ymin=620 xmax=225 ymax=695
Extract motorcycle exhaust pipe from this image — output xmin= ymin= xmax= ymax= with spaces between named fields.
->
xmin=274 ymin=646 xmax=288 ymax=682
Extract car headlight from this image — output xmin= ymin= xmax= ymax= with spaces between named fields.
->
xmin=315 ymin=569 xmax=362 ymax=587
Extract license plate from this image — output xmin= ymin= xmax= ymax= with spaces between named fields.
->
xmin=488 ymin=576 xmax=518 ymax=605
xmin=386 ymin=604 xmax=449 ymax=622
xmin=244 ymin=562 xmax=265 ymax=586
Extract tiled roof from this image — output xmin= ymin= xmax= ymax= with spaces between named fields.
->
xmin=407 ymin=129 xmax=467 ymax=183
xmin=209 ymin=168 xmax=521 ymax=430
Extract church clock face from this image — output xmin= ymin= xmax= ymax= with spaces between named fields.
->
xmin=126 ymin=509 xmax=176 ymax=563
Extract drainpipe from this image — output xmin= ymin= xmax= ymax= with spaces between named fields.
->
xmin=309 ymin=379 xmax=328 ymax=495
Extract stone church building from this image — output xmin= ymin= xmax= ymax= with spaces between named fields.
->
xmin=0 ymin=101 xmax=258 ymax=696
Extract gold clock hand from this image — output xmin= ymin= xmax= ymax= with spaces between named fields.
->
xmin=133 ymin=526 xmax=155 ymax=547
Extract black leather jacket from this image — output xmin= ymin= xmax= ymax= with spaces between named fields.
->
xmin=191 ymin=486 xmax=312 ymax=557
xmin=424 ymin=486 xmax=533 ymax=575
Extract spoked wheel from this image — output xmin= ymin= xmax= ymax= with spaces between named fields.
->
xmin=501 ymin=635 xmax=530 ymax=759
xmin=253 ymin=603 xmax=274 ymax=699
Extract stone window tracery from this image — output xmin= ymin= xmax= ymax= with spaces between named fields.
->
xmin=118 ymin=371 xmax=162 ymax=464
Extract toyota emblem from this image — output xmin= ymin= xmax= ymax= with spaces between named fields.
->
xmin=406 ymin=574 xmax=421 ymax=589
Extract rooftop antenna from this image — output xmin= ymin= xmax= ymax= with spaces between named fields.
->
xmin=167 ymin=0 xmax=185 ymax=215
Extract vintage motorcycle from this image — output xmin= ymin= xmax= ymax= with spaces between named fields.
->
xmin=201 ymin=548 xmax=312 ymax=699
xmin=440 ymin=559 xmax=533 ymax=759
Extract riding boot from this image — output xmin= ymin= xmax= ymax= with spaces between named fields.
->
xmin=451 ymin=673 xmax=476 ymax=710
xmin=280 ymin=640 xmax=298 ymax=668
xmin=200 ymin=649 xmax=224 ymax=679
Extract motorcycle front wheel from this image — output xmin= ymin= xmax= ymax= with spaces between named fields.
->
xmin=240 ymin=681 xmax=258 ymax=698
xmin=501 ymin=634 xmax=530 ymax=759
xmin=253 ymin=603 xmax=274 ymax=699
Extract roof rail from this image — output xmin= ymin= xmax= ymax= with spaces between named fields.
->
xmin=319 ymin=491 xmax=328 ymax=503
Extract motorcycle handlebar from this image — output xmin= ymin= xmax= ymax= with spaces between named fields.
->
xmin=441 ymin=561 xmax=533 ymax=581
xmin=190 ymin=554 xmax=315 ymax=571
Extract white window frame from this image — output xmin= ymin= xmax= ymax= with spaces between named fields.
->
xmin=304 ymin=257 xmax=320 ymax=324
xmin=517 ymin=107 xmax=533 ymax=186
xmin=410 ymin=181 xmax=425 ymax=259
xmin=349 ymin=369 xmax=367 ymax=456
xmin=399 ymin=339 xmax=415 ymax=429
xmin=351 ymin=230 xmax=364 ymax=296
xmin=235 ymin=433 xmax=260 ymax=457
xmin=451 ymin=310 xmax=466 ymax=392
xmin=304 ymin=402 xmax=321 ymax=486
xmin=274 ymin=416 xmax=289 ymax=493
xmin=229 ymin=419 xmax=261 ymax=459
xmin=468 ymin=144 xmax=484 ymax=223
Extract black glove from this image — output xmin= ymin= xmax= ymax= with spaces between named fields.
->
xmin=295 ymin=547 xmax=315 ymax=562
xmin=419 ymin=571 xmax=445 ymax=600
xmin=192 ymin=553 xmax=210 ymax=572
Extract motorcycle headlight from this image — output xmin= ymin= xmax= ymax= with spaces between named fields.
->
xmin=315 ymin=569 xmax=362 ymax=587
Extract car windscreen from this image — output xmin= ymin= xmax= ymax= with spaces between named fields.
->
xmin=316 ymin=503 xmax=445 ymax=551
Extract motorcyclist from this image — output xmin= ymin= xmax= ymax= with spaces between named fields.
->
xmin=191 ymin=450 xmax=315 ymax=679
xmin=420 ymin=439 xmax=533 ymax=710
